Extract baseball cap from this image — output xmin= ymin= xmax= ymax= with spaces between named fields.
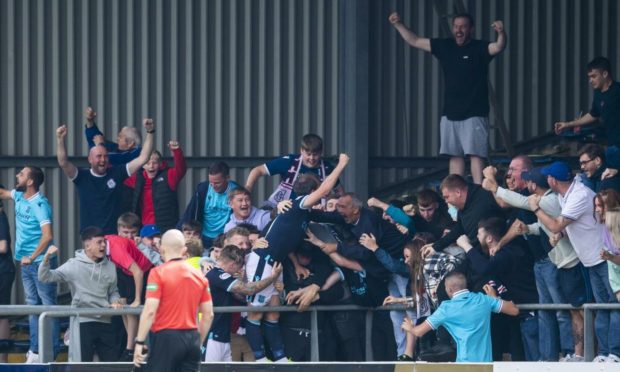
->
xmin=140 ymin=224 xmax=161 ymax=238
xmin=521 ymin=168 xmax=549 ymax=189
xmin=540 ymin=161 xmax=573 ymax=182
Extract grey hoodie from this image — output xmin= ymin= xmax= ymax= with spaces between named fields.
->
xmin=38 ymin=249 xmax=121 ymax=323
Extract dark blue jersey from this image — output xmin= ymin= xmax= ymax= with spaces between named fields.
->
xmin=206 ymin=267 xmax=238 ymax=343
xmin=262 ymin=196 xmax=311 ymax=262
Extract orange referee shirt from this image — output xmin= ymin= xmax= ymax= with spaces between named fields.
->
xmin=146 ymin=258 xmax=211 ymax=332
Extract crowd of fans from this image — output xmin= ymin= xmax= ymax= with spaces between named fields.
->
xmin=0 ymin=11 xmax=619 ymax=367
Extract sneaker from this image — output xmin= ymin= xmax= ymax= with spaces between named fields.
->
xmin=25 ymin=350 xmax=40 ymax=363
xmin=418 ymin=343 xmax=456 ymax=362
xmin=592 ymin=355 xmax=607 ymax=362
xmin=606 ymin=354 xmax=620 ymax=363
xmin=255 ymin=357 xmax=270 ymax=363
xmin=560 ymin=353 xmax=584 ymax=362
xmin=274 ymin=357 xmax=290 ymax=363
xmin=397 ymin=354 xmax=414 ymax=361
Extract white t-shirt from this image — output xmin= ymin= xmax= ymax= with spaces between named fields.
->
xmin=559 ymin=179 xmax=605 ymax=267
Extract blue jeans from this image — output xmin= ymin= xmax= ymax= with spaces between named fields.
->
xmin=520 ymin=313 xmax=540 ymax=361
xmin=387 ymin=274 xmax=409 ymax=356
xmin=534 ymin=258 xmax=574 ymax=360
xmin=21 ymin=257 xmax=60 ymax=355
xmin=587 ymin=262 xmax=620 ymax=357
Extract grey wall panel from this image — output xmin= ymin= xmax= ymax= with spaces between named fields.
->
xmin=0 ymin=0 xmax=339 ymax=300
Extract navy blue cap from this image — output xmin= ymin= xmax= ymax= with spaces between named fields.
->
xmin=140 ymin=224 xmax=161 ymax=238
xmin=521 ymin=168 xmax=550 ymax=189
xmin=540 ymin=161 xmax=573 ymax=182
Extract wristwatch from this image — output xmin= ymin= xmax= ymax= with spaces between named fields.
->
xmin=134 ymin=339 xmax=146 ymax=345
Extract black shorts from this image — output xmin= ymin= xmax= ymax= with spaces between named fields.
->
xmin=116 ymin=268 xmax=149 ymax=304
xmin=0 ymin=271 xmax=15 ymax=305
xmin=558 ymin=263 xmax=590 ymax=307
xmin=146 ymin=329 xmax=201 ymax=372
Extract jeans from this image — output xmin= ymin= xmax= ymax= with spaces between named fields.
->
xmin=520 ymin=313 xmax=540 ymax=361
xmin=534 ymin=258 xmax=574 ymax=360
xmin=387 ymin=274 xmax=409 ymax=356
xmin=587 ymin=262 xmax=620 ymax=357
xmin=21 ymin=257 xmax=60 ymax=355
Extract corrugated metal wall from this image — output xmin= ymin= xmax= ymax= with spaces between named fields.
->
xmin=0 ymin=0 xmax=340 ymax=299
xmin=368 ymin=0 xmax=620 ymax=192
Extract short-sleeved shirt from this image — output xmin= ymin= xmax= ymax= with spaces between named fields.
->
xmin=590 ymin=81 xmax=620 ymax=146
xmin=430 ymin=38 xmax=494 ymax=120
xmin=0 ymin=211 xmax=15 ymax=273
xmin=105 ymin=235 xmax=153 ymax=276
xmin=206 ymin=267 xmax=238 ymax=343
xmin=202 ymin=182 xmax=237 ymax=239
xmin=558 ymin=180 xmax=605 ymax=267
xmin=72 ymin=165 xmax=130 ymax=234
xmin=426 ymin=290 xmax=502 ymax=362
xmin=261 ymin=196 xmax=311 ymax=262
xmin=11 ymin=190 xmax=53 ymax=262
xmin=146 ymin=258 xmax=212 ymax=332
xmin=265 ymin=154 xmax=339 ymax=200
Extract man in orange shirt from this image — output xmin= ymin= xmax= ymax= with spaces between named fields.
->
xmin=133 ymin=229 xmax=214 ymax=371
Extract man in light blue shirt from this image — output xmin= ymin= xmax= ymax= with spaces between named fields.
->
xmin=401 ymin=271 xmax=518 ymax=362
xmin=0 ymin=166 xmax=60 ymax=363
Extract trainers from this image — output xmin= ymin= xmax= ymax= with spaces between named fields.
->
xmin=255 ymin=357 xmax=270 ymax=363
xmin=397 ymin=354 xmax=414 ymax=361
xmin=607 ymin=354 xmax=620 ymax=363
xmin=592 ymin=355 xmax=607 ymax=362
xmin=274 ymin=357 xmax=290 ymax=363
xmin=560 ymin=353 xmax=584 ymax=362
xmin=25 ymin=350 xmax=40 ymax=363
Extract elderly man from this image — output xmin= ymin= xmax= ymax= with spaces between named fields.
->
xmin=84 ymin=107 xmax=143 ymax=165
xmin=56 ymin=119 xmax=155 ymax=234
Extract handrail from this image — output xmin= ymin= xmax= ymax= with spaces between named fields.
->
xmin=1 ymin=303 xmax=618 ymax=363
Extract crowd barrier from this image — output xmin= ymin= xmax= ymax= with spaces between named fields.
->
xmin=1 ymin=303 xmax=620 ymax=364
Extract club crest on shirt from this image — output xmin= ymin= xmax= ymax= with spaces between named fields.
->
xmin=107 ymin=179 xmax=116 ymax=189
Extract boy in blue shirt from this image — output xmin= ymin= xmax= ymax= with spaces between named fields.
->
xmin=401 ymin=271 xmax=518 ymax=362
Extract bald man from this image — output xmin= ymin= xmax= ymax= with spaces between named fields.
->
xmin=401 ymin=272 xmax=518 ymax=362
xmin=134 ymin=230 xmax=214 ymax=371
xmin=56 ymin=119 xmax=155 ymax=234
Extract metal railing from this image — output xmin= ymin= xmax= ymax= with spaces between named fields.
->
xmin=1 ymin=303 xmax=620 ymax=363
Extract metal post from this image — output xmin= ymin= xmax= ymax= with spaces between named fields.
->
xmin=583 ymin=305 xmax=595 ymax=361
xmin=310 ymin=309 xmax=319 ymax=361
xmin=38 ymin=312 xmax=54 ymax=363
xmin=365 ymin=310 xmax=373 ymax=361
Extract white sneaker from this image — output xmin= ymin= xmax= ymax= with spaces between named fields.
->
xmin=560 ymin=353 xmax=584 ymax=362
xmin=275 ymin=357 xmax=289 ymax=363
xmin=606 ymin=354 xmax=620 ymax=363
xmin=592 ymin=355 xmax=607 ymax=362
xmin=255 ymin=357 xmax=270 ymax=363
xmin=25 ymin=350 xmax=40 ymax=363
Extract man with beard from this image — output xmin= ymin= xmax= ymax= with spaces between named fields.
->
xmin=389 ymin=12 xmax=506 ymax=184
xmin=56 ymin=119 xmax=155 ymax=234
xmin=0 ymin=167 xmax=59 ymax=362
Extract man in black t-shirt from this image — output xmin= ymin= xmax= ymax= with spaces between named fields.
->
xmin=389 ymin=12 xmax=506 ymax=184
xmin=555 ymin=57 xmax=620 ymax=147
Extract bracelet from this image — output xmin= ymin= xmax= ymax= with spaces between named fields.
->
xmin=146 ymin=129 xmax=155 ymax=134
xmin=135 ymin=339 xmax=146 ymax=345
xmin=533 ymin=207 xmax=541 ymax=213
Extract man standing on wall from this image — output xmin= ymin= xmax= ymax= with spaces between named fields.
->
xmin=389 ymin=11 xmax=506 ymax=184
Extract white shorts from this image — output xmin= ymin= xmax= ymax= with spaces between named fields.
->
xmin=205 ymin=339 xmax=232 ymax=362
xmin=244 ymin=251 xmax=282 ymax=307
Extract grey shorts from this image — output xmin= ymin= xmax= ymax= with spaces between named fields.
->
xmin=439 ymin=116 xmax=489 ymax=158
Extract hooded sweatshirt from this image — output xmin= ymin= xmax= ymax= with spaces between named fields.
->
xmin=38 ymin=249 xmax=121 ymax=323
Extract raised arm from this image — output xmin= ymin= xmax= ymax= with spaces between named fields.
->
xmin=488 ymin=20 xmax=507 ymax=56
xmin=0 ymin=186 xmax=10 ymax=200
xmin=230 ymin=262 xmax=283 ymax=296
xmin=244 ymin=165 xmax=269 ymax=192
xmin=302 ymin=154 xmax=349 ymax=207
xmin=126 ymin=119 xmax=155 ymax=175
xmin=389 ymin=12 xmax=431 ymax=52
xmin=56 ymin=125 xmax=78 ymax=179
